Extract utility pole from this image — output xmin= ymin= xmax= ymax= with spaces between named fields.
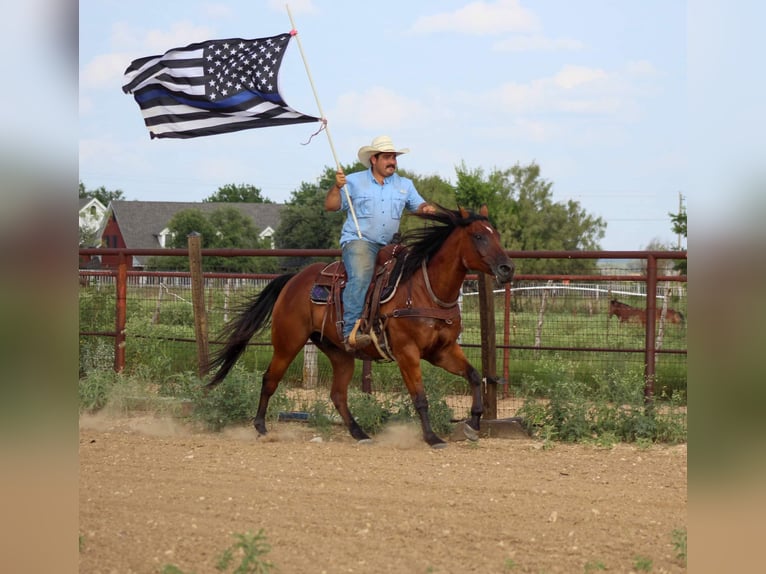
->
xmin=677 ymin=191 xmax=685 ymax=250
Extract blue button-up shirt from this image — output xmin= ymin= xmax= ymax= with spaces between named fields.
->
xmin=339 ymin=169 xmax=427 ymax=247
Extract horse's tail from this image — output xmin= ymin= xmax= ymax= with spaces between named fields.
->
xmin=205 ymin=273 xmax=295 ymax=390
xmin=678 ymin=311 xmax=686 ymax=326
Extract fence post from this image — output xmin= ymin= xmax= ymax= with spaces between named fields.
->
xmin=644 ymin=254 xmax=658 ymax=409
xmin=502 ymin=283 xmax=511 ymax=398
xmin=362 ymin=360 xmax=373 ymax=394
xmin=188 ymin=233 xmax=209 ymax=378
xmin=302 ymin=341 xmax=318 ymax=388
xmin=478 ymin=273 xmax=497 ymax=420
xmin=114 ymin=251 xmax=128 ymax=373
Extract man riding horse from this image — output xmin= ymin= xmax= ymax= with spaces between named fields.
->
xmin=324 ymin=135 xmax=436 ymax=352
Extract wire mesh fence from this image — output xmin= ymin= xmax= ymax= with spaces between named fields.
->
xmin=79 ymin=253 xmax=687 ymax=421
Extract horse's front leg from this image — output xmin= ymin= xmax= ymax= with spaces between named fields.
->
xmin=428 ymin=344 xmax=483 ymax=442
xmin=397 ymin=353 xmax=447 ymax=449
xmin=463 ymin=363 xmax=484 ymax=441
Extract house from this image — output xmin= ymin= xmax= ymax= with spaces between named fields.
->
xmin=96 ymin=201 xmax=285 ymax=269
xmin=79 ymin=197 xmax=107 ymax=243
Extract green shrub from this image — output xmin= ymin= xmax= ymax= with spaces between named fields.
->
xmin=183 ymin=371 xmax=293 ymax=432
xmin=517 ymin=357 xmax=686 ymax=444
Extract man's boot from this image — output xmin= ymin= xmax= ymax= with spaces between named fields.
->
xmin=344 ymin=320 xmax=372 ymax=352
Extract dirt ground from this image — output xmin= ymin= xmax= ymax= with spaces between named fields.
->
xmin=79 ymin=414 xmax=687 ymax=574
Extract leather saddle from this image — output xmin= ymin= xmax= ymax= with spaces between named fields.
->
xmin=310 ymin=242 xmax=409 ymax=360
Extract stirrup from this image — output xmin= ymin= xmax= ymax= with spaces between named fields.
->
xmin=346 ymin=320 xmax=372 ymax=350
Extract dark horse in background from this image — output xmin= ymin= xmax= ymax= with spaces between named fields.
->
xmin=608 ymin=299 xmax=685 ymax=326
xmin=206 ymin=206 xmax=514 ymax=448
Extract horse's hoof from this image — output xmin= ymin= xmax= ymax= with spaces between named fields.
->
xmin=463 ymin=422 xmax=480 ymax=442
xmin=356 ymin=438 xmax=373 ymax=445
xmin=430 ymin=442 xmax=448 ymax=450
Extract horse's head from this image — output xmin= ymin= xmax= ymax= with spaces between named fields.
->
xmin=456 ymin=206 xmax=514 ymax=284
xmin=401 ymin=204 xmax=514 ymax=284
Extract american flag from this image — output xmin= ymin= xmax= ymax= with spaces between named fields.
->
xmin=122 ymin=33 xmax=320 ymax=139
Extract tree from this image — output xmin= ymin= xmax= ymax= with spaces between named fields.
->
xmin=400 ymin=171 xmax=459 ymax=234
xmin=273 ymin=166 xmax=345 ymax=271
xmin=79 ymin=181 xmax=125 ymax=205
xmin=203 ymin=183 xmax=274 ymax=203
xmin=79 ymin=226 xmax=100 ymax=248
xmin=669 ymin=203 xmax=687 ymax=274
xmin=454 ymin=162 xmax=605 ymax=274
xmin=643 ymin=238 xmax=677 ymax=276
xmin=146 ymin=207 xmax=277 ymax=273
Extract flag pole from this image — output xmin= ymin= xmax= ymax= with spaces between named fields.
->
xmin=286 ymin=4 xmax=362 ymax=239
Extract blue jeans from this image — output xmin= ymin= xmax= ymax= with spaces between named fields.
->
xmin=341 ymin=240 xmax=380 ymax=338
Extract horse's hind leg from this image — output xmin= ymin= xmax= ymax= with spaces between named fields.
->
xmin=253 ymin=342 xmax=305 ymax=436
xmin=315 ymin=338 xmax=371 ymax=442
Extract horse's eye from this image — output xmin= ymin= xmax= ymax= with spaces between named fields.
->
xmin=473 ymin=233 xmax=484 ymax=241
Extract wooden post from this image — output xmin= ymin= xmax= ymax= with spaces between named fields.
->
xmin=362 ymin=360 xmax=373 ymax=394
xmin=303 ymin=341 xmax=317 ymax=389
xmin=187 ymin=232 xmax=209 ymax=378
xmin=478 ymin=273 xmax=497 ymax=420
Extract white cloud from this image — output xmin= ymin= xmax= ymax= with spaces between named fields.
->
xmin=553 ymin=65 xmax=608 ymax=90
xmin=80 ymin=53 xmax=134 ymax=90
xmin=140 ymin=21 xmax=215 ymax=53
xmin=410 ymin=0 xmax=539 ymax=35
xmin=493 ymin=34 xmax=583 ymax=52
xmin=512 ymin=118 xmax=556 ymax=142
xmin=483 ymin=63 xmax=649 ymax=121
xmin=625 ymin=59 xmax=659 ymax=77
xmin=332 ymin=87 xmax=431 ymax=130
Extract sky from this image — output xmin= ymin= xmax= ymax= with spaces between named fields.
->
xmin=76 ymin=0 xmax=751 ymax=252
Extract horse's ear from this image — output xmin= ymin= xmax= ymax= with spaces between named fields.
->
xmin=479 ymin=204 xmax=489 ymax=217
xmin=459 ymin=206 xmax=470 ymax=219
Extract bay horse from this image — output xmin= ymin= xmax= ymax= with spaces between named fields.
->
xmin=608 ymin=299 xmax=685 ymax=326
xmin=206 ymin=205 xmax=514 ymax=448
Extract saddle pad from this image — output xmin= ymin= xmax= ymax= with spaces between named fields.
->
xmin=310 ymin=284 xmax=331 ymax=304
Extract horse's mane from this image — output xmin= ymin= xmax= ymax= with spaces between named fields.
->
xmin=399 ymin=205 xmax=488 ymax=283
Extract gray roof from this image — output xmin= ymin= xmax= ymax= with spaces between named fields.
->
xmin=107 ymin=201 xmax=285 ymax=250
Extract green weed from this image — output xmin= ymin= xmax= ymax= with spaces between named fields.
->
xmin=584 ymin=560 xmax=606 ymax=572
xmin=633 ymin=555 xmax=653 ymax=571
xmin=671 ymin=528 xmax=687 ymax=565
xmin=216 ymin=530 xmax=274 ymax=574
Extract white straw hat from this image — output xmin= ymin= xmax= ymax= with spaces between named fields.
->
xmin=357 ymin=135 xmax=410 ymax=168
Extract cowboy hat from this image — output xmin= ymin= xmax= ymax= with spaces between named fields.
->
xmin=357 ymin=135 xmax=410 ymax=168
